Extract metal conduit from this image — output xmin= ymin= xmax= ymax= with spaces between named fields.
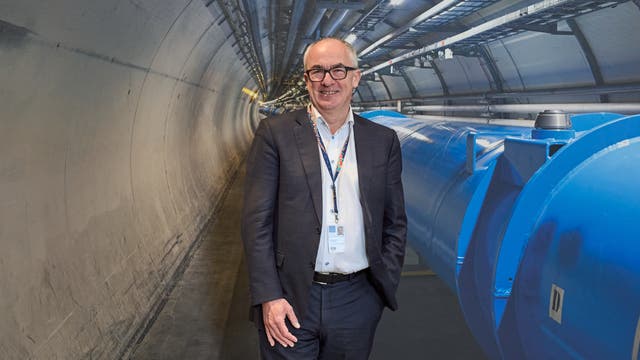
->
xmin=362 ymin=0 xmax=627 ymax=76
xmin=355 ymin=83 xmax=640 ymax=105
xmin=323 ymin=9 xmax=350 ymax=36
xmin=305 ymin=9 xmax=327 ymax=37
xmin=355 ymin=103 xmax=640 ymax=115
xmin=354 ymin=109 xmax=535 ymax=126
xmin=409 ymin=103 xmax=640 ymax=114
xmin=411 ymin=115 xmax=533 ymax=127
xmin=281 ymin=0 xmax=306 ymax=75
xmin=354 ymin=106 xmax=396 ymax=111
xmin=358 ymin=0 xmax=461 ymax=56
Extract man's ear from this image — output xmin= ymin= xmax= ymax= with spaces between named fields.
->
xmin=351 ymin=69 xmax=361 ymax=88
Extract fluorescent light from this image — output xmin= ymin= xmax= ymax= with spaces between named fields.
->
xmin=344 ymin=33 xmax=357 ymax=44
xmin=389 ymin=0 xmax=405 ymax=6
xmin=444 ymin=48 xmax=453 ymax=59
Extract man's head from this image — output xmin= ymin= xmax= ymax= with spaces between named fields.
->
xmin=303 ymin=38 xmax=361 ymax=118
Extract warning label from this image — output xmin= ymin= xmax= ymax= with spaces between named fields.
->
xmin=549 ymin=284 xmax=564 ymax=324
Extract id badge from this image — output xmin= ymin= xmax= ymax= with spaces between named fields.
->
xmin=327 ymin=225 xmax=346 ymax=254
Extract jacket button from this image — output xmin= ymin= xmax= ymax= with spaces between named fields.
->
xmin=315 ymin=227 xmax=321 ymax=234
xmin=309 ymin=262 xmax=315 ymax=269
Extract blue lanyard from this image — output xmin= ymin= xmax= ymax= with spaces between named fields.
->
xmin=309 ymin=113 xmax=350 ymax=223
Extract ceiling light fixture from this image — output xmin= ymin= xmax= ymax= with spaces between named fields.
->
xmin=344 ymin=33 xmax=357 ymax=44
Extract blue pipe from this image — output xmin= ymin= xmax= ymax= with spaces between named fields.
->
xmin=360 ymin=110 xmax=640 ymax=360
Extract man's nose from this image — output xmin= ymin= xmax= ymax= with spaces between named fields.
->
xmin=320 ymin=71 xmax=335 ymax=85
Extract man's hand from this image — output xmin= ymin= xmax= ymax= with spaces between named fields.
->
xmin=262 ymin=298 xmax=300 ymax=347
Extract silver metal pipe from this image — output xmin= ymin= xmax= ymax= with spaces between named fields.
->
xmin=359 ymin=0 xmax=461 ymax=56
xmin=352 ymin=109 xmax=534 ymax=127
xmin=410 ymin=105 xmax=486 ymax=112
xmin=409 ymin=103 xmax=640 ymax=114
xmin=323 ymin=9 xmax=350 ymax=36
xmin=412 ymin=115 xmax=534 ymax=127
xmin=305 ymin=8 xmax=327 ymax=37
xmin=352 ymin=106 xmax=396 ymax=111
xmin=363 ymin=0 xmax=573 ymax=75
xmin=355 ymin=83 xmax=640 ymax=105
xmin=493 ymin=103 xmax=640 ymax=114
xmin=282 ymin=0 xmax=307 ymax=73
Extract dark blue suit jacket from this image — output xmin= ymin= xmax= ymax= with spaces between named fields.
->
xmin=241 ymin=109 xmax=407 ymax=326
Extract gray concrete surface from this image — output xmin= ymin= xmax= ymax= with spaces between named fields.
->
xmin=129 ymin=169 xmax=247 ymax=359
xmin=131 ymin=169 xmax=486 ymax=360
xmin=0 ymin=1 xmax=257 ymax=358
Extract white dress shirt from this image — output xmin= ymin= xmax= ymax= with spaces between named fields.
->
xmin=310 ymin=105 xmax=368 ymax=274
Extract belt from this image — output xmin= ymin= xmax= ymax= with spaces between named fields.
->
xmin=313 ymin=269 xmax=367 ymax=285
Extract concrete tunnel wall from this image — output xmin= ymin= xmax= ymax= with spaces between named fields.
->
xmin=0 ymin=0 xmax=259 ymax=358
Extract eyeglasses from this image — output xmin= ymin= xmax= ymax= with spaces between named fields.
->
xmin=305 ymin=66 xmax=358 ymax=82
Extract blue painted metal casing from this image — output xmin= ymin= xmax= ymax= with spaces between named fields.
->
xmin=360 ymin=111 xmax=640 ymax=359
xmin=496 ymin=114 xmax=640 ymax=359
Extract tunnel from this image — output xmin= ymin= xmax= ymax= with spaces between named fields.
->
xmin=2 ymin=1 xmax=258 ymax=357
xmin=2 ymin=0 xmax=640 ymax=359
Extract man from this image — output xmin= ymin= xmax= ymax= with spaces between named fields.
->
xmin=242 ymin=37 xmax=407 ymax=359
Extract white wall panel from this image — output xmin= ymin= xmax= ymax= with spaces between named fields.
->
xmin=368 ymin=80 xmax=389 ymax=101
xmin=357 ymin=82 xmax=376 ymax=102
xmin=381 ymin=74 xmax=412 ymax=99
xmin=575 ymin=2 xmax=640 ymax=83
xmin=489 ymin=31 xmax=594 ymax=90
xmin=435 ymin=56 xmax=491 ymax=94
xmin=403 ymin=67 xmax=443 ymax=97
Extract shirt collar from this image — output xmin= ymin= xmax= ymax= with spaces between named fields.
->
xmin=308 ymin=105 xmax=354 ymax=130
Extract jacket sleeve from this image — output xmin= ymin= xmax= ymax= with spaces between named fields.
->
xmin=241 ymin=119 xmax=283 ymax=306
xmin=381 ymin=133 xmax=408 ymax=291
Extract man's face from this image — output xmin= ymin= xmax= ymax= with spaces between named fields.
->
xmin=304 ymin=39 xmax=361 ymax=115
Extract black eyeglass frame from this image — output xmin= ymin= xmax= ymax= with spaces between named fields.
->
xmin=304 ymin=66 xmax=358 ymax=82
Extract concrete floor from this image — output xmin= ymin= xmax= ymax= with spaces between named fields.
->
xmin=128 ymin=168 xmax=487 ymax=359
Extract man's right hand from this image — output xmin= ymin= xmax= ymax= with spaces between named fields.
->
xmin=261 ymin=298 xmax=300 ymax=347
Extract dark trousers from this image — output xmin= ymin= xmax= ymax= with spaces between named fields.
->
xmin=259 ymin=273 xmax=384 ymax=359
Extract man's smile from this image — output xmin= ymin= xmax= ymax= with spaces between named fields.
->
xmin=319 ymin=89 xmax=339 ymax=96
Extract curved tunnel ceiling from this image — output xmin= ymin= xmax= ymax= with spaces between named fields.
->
xmin=1 ymin=0 xmax=639 ymax=358
xmin=216 ymin=0 xmax=640 ymax=118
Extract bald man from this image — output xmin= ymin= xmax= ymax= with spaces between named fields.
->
xmin=242 ymin=37 xmax=407 ymax=359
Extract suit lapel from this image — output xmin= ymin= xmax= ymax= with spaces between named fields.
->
xmin=354 ymin=114 xmax=373 ymax=203
xmin=293 ymin=112 xmax=323 ymax=226
xmin=293 ymin=112 xmax=373 ymax=227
